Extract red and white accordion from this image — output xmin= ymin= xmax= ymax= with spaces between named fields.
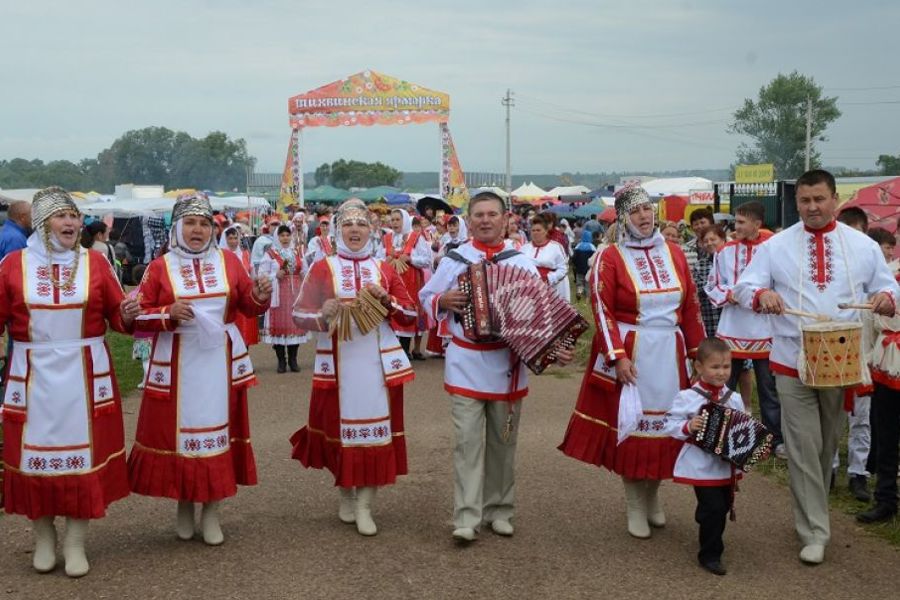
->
xmin=457 ymin=262 xmax=589 ymax=374
xmin=693 ymin=402 xmax=773 ymax=471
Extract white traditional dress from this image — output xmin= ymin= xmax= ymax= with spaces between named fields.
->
xmin=733 ymin=220 xmax=899 ymax=377
xmin=290 ymin=254 xmax=416 ymax=486
xmin=666 ymin=382 xmax=746 ymax=486
xmin=420 ymin=239 xmax=537 ymax=401
xmin=0 ymin=238 xmax=131 ymax=519
xmin=521 ymin=238 xmax=571 ymax=301
xmin=558 ymin=232 xmax=706 ymax=479
xmin=128 ymin=248 xmax=270 ymax=502
xmin=258 ymin=243 xmax=307 ymax=345
xmin=705 ymin=231 xmax=774 ymax=358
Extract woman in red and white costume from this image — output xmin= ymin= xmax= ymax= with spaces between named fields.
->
xmin=558 ymin=185 xmax=705 ymax=539
xmin=383 ymin=208 xmax=433 ymax=359
xmin=128 ymin=193 xmax=272 ymax=546
xmin=426 ymin=215 xmax=469 ymax=356
xmin=506 ymin=215 xmax=526 ymax=249
xmin=0 ymin=187 xmax=140 ymax=577
xmin=290 ymin=199 xmax=416 ymax=536
xmin=219 ymin=224 xmax=259 ymax=347
xmin=259 ymin=225 xmax=308 ymax=373
xmin=521 ymin=212 xmax=571 ymax=302
xmin=305 ymin=215 xmax=335 ymax=267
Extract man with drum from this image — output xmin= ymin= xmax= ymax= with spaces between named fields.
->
xmin=734 ymin=169 xmax=899 ymax=565
xmin=420 ymin=191 xmax=573 ymax=543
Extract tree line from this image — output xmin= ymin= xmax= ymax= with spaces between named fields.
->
xmin=0 ymin=127 xmax=255 ymax=193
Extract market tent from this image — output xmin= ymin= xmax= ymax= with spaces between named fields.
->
xmin=599 ymin=206 xmax=616 ymax=223
xmin=547 ymin=185 xmax=591 ymax=197
xmin=641 ymin=177 xmax=712 ymax=197
xmin=840 ymin=177 xmax=900 ymax=233
xmin=304 ymin=185 xmax=351 ymax=203
xmin=209 ymin=196 xmax=270 ymax=211
xmin=0 ymin=188 xmax=41 ymax=204
xmin=574 ymin=200 xmax=605 ymax=218
xmin=356 ymin=186 xmax=401 ymax=202
xmin=81 ymin=197 xmax=173 ymax=217
xmin=510 ymin=182 xmax=548 ymax=204
xmin=548 ymin=204 xmax=577 ymax=219
xmin=470 ymin=186 xmax=510 ymax=200
xmin=659 ymin=195 xmax=689 ymax=222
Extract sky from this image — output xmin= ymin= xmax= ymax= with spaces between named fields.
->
xmin=1 ymin=0 xmax=898 ymax=177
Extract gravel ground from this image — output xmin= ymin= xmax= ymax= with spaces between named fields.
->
xmin=2 ymin=343 xmax=898 ymax=599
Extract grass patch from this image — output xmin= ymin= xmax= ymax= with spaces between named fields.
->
xmin=747 ymin=385 xmax=900 ymax=548
xmin=107 ymin=331 xmax=143 ymax=396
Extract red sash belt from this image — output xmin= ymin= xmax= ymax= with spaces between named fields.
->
xmin=452 ymin=336 xmax=507 ymax=351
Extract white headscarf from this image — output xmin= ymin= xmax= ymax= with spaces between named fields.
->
xmin=392 ymin=208 xmax=412 ymax=235
xmin=218 ymin=224 xmax=243 ymax=258
xmin=335 ymin=199 xmax=375 ymax=260
xmin=449 ymin=215 xmax=468 ymax=243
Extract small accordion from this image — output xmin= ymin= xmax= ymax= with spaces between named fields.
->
xmin=456 ymin=262 xmax=589 ymax=374
xmin=693 ymin=402 xmax=774 ymax=471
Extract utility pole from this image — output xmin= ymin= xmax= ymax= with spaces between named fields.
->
xmin=502 ymin=89 xmax=514 ymax=195
xmin=804 ymin=96 xmax=812 ymax=171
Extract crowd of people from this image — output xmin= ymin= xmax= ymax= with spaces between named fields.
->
xmin=1 ymin=169 xmax=899 ymax=580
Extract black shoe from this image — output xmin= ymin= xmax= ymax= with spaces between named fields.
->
xmin=274 ymin=345 xmax=287 ymax=373
xmin=848 ymin=475 xmax=871 ymax=503
xmin=287 ymin=345 xmax=300 ymax=372
xmin=856 ymin=503 xmax=897 ymax=524
xmin=410 ymin=351 xmax=426 ymax=361
xmin=699 ymin=559 xmax=727 ymax=576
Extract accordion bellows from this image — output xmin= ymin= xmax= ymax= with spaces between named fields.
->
xmin=457 ymin=262 xmax=589 ymax=374
xmin=693 ymin=402 xmax=773 ymax=471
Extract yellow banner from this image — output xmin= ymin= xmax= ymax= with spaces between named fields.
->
xmin=735 ymin=163 xmax=775 ymax=184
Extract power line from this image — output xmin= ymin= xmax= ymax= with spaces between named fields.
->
xmin=515 ymin=92 xmax=735 ymax=120
xmin=513 ymin=106 xmax=735 ymax=152
xmin=826 ymin=84 xmax=900 ymax=91
xmin=840 ymin=99 xmax=900 ymax=106
xmin=513 ymin=105 xmax=728 ymax=130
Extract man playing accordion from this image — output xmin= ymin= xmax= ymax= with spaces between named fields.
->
xmin=420 ymin=192 xmax=572 ymax=542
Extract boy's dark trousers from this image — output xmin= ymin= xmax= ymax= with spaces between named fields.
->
xmin=693 ymin=485 xmax=731 ymax=563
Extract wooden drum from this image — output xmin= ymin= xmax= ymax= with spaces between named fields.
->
xmin=800 ymin=321 xmax=863 ymax=388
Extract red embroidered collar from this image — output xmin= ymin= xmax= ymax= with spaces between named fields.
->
xmin=531 ymin=239 xmax=550 ymax=248
xmin=697 ymin=380 xmax=725 ymax=400
xmin=473 ymin=239 xmax=506 ymax=260
xmin=804 ymin=219 xmax=837 ymax=234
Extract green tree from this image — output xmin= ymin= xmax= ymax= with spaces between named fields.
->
xmin=729 ymin=71 xmax=841 ymax=179
xmin=328 ymin=159 xmax=401 ymax=189
xmin=314 ymin=162 xmax=332 ymax=186
xmin=876 ymin=154 xmax=900 ymax=175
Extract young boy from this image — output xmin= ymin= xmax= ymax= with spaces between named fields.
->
xmin=666 ymin=337 xmax=744 ymax=576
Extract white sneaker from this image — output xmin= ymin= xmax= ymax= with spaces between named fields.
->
xmin=799 ymin=544 xmax=825 ymax=565
xmin=774 ymin=444 xmax=788 ymax=460
xmin=452 ymin=527 xmax=477 ymax=542
xmin=490 ymin=520 xmax=514 ymax=536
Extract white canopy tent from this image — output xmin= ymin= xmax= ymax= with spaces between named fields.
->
xmin=510 ymin=182 xmax=548 ymax=199
xmin=0 ymin=189 xmax=41 ymax=204
xmin=547 ymin=185 xmax=590 ymax=197
xmin=469 ymin=186 xmax=510 ymax=200
xmin=81 ymin=195 xmax=270 ymax=217
xmin=640 ymin=177 xmax=713 ymax=197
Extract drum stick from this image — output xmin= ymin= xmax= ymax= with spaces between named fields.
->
xmin=783 ymin=308 xmax=830 ymax=321
xmin=837 ymin=302 xmax=874 ymax=310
